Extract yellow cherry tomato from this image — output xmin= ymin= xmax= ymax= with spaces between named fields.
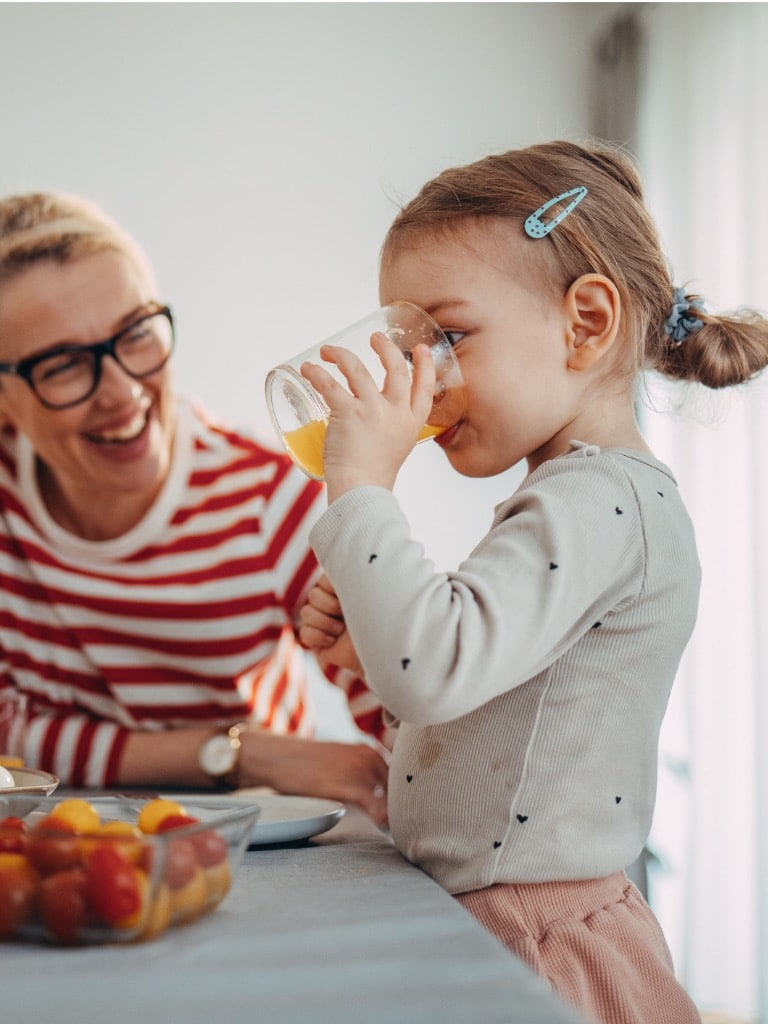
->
xmin=0 ymin=851 xmax=38 ymax=881
xmin=89 ymin=821 xmax=145 ymax=865
xmin=169 ymin=864 xmax=209 ymax=923
xmin=137 ymin=798 xmax=186 ymax=835
xmin=98 ymin=821 xmax=141 ymax=838
xmin=140 ymin=880 xmax=172 ymax=941
xmin=0 ymin=849 xmax=41 ymax=937
xmin=49 ymin=798 xmax=101 ymax=834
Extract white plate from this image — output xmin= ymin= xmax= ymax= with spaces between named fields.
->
xmin=246 ymin=794 xmax=345 ymax=845
xmin=162 ymin=791 xmax=345 ymax=845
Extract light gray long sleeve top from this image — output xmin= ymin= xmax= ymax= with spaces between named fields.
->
xmin=310 ymin=442 xmax=701 ymax=893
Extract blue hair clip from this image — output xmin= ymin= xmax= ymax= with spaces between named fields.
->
xmin=524 ymin=186 xmax=588 ymax=239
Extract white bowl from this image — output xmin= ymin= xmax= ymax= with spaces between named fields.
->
xmin=0 ymin=766 xmax=60 ymax=817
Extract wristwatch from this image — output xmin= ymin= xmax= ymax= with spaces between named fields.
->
xmin=198 ymin=723 xmax=246 ymax=789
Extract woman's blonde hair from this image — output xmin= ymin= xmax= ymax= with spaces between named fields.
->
xmin=382 ymin=140 xmax=768 ymax=390
xmin=0 ymin=192 xmax=153 ymax=287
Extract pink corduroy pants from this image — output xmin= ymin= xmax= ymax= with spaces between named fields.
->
xmin=455 ymin=872 xmax=701 ymax=1024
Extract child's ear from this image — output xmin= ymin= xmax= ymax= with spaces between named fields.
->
xmin=563 ymin=274 xmax=621 ymax=371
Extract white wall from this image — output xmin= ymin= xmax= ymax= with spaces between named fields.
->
xmin=0 ymin=1 xmax=617 ymax=572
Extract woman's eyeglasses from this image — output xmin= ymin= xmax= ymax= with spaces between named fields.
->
xmin=0 ymin=305 xmax=175 ymax=410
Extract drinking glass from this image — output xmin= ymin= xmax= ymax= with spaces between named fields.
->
xmin=265 ymin=302 xmax=466 ymax=480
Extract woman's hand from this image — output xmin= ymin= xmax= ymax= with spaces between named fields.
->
xmin=238 ymin=730 xmax=389 ymax=825
xmin=299 ymin=574 xmax=364 ymax=676
xmin=119 ymin=720 xmax=389 ymax=824
xmin=300 ymin=334 xmax=435 ymax=502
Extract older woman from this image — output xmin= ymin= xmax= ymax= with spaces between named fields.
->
xmin=0 ymin=192 xmax=388 ymax=820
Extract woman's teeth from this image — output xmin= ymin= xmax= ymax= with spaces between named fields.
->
xmin=90 ymin=406 xmax=149 ymax=444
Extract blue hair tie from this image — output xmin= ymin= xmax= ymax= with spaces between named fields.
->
xmin=524 ymin=186 xmax=588 ymax=239
xmin=665 ymin=287 xmax=706 ymax=345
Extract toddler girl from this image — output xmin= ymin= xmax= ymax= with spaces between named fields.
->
xmin=298 ymin=140 xmax=768 ymax=1023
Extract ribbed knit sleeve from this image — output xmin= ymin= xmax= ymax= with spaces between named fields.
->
xmin=311 ymin=456 xmax=646 ymax=724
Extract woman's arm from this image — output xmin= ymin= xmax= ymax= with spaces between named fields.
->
xmin=18 ymin=695 xmax=389 ymax=823
xmin=117 ymin=726 xmax=390 ymax=823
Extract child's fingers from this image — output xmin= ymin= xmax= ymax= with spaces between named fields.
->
xmin=371 ymin=335 xmax=435 ymax=427
xmin=314 ymin=573 xmax=336 ymax=595
xmin=302 ymin=338 xmax=433 ymax=425
xmin=307 ymin=577 xmax=344 ymax=617
xmin=299 ymin=621 xmax=338 ymax=651
xmin=301 ymin=345 xmax=377 ymax=409
xmin=370 ymin=332 xmax=413 ymax=399
xmin=299 ymin=359 xmax=351 ymax=408
xmin=315 ymin=632 xmax=365 ymax=678
xmin=299 ymin=600 xmax=345 ymax=637
xmin=409 ymin=343 xmax=437 ymax=424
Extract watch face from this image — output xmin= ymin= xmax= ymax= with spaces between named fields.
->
xmin=200 ymin=734 xmax=237 ymax=777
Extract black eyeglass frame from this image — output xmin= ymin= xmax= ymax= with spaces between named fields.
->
xmin=0 ymin=304 xmax=175 ymax=410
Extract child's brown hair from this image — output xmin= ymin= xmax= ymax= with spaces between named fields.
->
xmin=382 ymin=140 xmax=768 ymax=390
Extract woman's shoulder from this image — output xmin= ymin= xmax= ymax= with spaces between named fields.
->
xmin=181 ymin=398 xmax=323 ymax=499
xmin=183 ymin=400 xmax=293 ymax=475
xmin=186 ymin=400 xmax=282 ymax=459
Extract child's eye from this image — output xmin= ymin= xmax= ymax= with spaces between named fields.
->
xmin=444 ymin=331 xmax=465 ymax=347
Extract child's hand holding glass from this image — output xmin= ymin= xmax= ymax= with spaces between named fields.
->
xmin=300 ymin=333 xmax=436 ymax=500
xmin=265 ymin=302 xmax=466 ymax=491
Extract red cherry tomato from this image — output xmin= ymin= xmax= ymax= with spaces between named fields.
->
xmin=26 ymin=816 xmax=82 ymax=875
xmin=155 ymin=814 xmax=200 ymax=833
xmin=0 ymin=816 xmax=29 ymax=855
xmin=154 ymin=816 xmax=227 ymax=867
xmin=39 ymin=867 xmax=90 ymax=943
xmin=161 ymin=838 xmax=198 ymax=891
xmin=84 ymin=843 xmax=141 ymax=925
xmin=189 ymin=830 xmax=228 ymax=868
xmin=0 ymin=852 xmax=39 ymax=938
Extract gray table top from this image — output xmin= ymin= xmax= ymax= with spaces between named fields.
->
xmin=3 ymin=800 xmax=585 ymax=1024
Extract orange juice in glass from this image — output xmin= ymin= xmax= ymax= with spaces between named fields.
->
xmin=265 ymin=302 xmax=466 ymax=481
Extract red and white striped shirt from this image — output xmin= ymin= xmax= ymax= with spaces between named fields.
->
xmin=0 ymin=399 xmax=385 ymax=786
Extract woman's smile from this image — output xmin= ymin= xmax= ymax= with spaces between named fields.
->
xmin=84 ymin=392 xmax=151 ymax=446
